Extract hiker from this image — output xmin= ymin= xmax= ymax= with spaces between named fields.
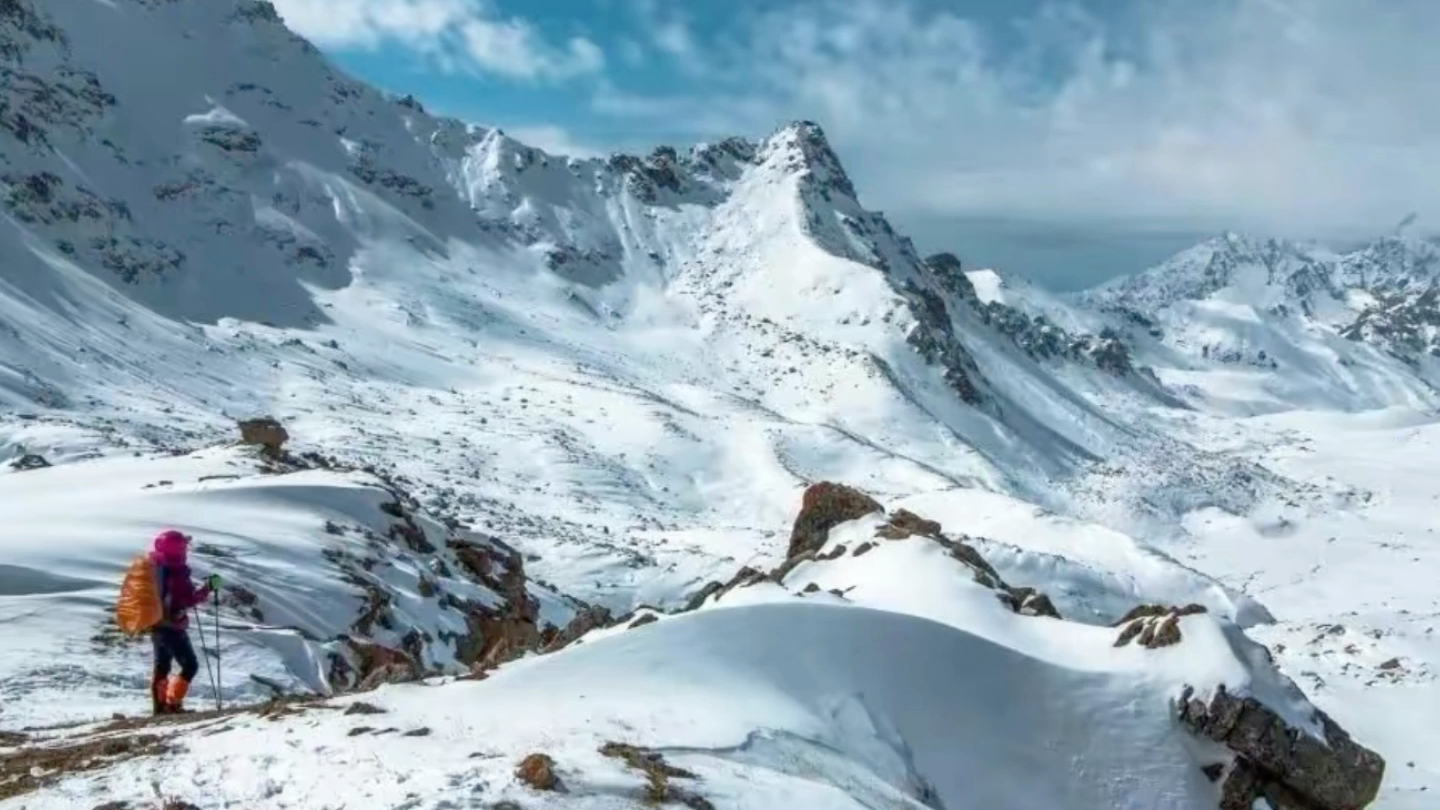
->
xmin=146 ymin=530 xmax=221 ymax=714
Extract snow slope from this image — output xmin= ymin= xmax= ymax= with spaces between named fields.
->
xmin=7 ymin=597 xmax=1314 ymax=810
xmin=0 ymin=439 xmax=589 ymax=730
xmin=0 ymin=0 xmax=1433 ymax=807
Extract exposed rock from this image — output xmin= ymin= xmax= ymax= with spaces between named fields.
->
xmin=628 ymin=613 xmax=659 ymax=630
xmin=237 ymin=417 xmax=288 ymax=454
xmin=1378 ymin=657 xmax=1402 ymax=671
xmin=923 ymin=252 xmax=976 ymax=301
xmin=600 ymin=742 xmax=711 ymax=808
xmin=1114 ymin=620 xmax=1145 ymax=648
xmin=516 ymin=753 xmax=563 ymax=792
xmin=1151 ymin=615 xmax=1181 ymax=648
xmin=342 ymin=701 xmax=387 ymax=716
xmin=1178 ymin=685 xmax=1385 ymax=810
xmin=787 ymin=482 xmax=882 ymax=558
xmin=333 ymin=639 xmax=422 ymax=692
xmin=852 ymin=541 xmax=875 ymax=557
xmin=874 ymin=508 xmax=943 ymax=540
xmin=1008 ymin=587 xmax=1062 ymax=619
xmin=1114 ymin=604 xmax=1206 ymax=649
xmin=8 ymin=453 xmax=49 ymax=471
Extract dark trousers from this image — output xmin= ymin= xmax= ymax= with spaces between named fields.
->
xmin=151 ymin=626 xmax=199 ymax=682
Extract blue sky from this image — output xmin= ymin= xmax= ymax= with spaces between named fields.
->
xmin=270 ymin=0 xmax=1440 ymax=289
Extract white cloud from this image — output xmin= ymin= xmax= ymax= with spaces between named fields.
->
xmin=596 ymin=0 xmax=1440 ymax=239
xmin=269 ymin=0 xmax=604 ymax=82
xmin=630 ymin=0 xmax=709 ymax=75
xmin=505 ymin=125 xmax=604 ymax=158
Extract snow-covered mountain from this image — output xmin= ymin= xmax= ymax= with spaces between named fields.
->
xmin=1068 ymin=232 xmax=1440 ymax=414
xmin=1 ymin=1 xmax=1436 ymax=808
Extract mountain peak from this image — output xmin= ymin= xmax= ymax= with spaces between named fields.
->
xmin=759 ymin=120 xmax=858 ymax=200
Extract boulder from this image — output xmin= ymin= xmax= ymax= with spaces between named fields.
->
xmin=8 ymin=453 xmax=50 ymax=471
xmin=787 ymin=482 xmax=882 ymax=558
xmin=237 ymin=417 xmax=288 ymax=454
xmin=516 ymin=753 xmax=563 ymax=792
xmin=1178 ymin=685 xmax=1384 ymax=810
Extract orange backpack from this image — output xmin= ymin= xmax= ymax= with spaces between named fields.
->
xmin=116 ymin=556 xmax=164 ymax=635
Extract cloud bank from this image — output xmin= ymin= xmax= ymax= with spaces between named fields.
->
xmin=608 ymin=0 xmax=1440 ymax=240
xmin=269 ymin=0 xmax=604 ymax=82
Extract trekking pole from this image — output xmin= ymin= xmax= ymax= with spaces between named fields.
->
xmin=212 ymin=589 xmax=223 ymax=712
xmin=193 ymin=606 xmax=220 ymax=713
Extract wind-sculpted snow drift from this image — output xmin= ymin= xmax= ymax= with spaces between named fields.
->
xmin=0 ymin=484 xmax=1385 ymax=810
xmin=0 ymin=0 xmax=1428 ymax=807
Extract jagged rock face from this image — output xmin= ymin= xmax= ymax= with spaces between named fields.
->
xmin=1179 ymin=685 xmax=1385 ymax=810
xmin=898 ymin=282 xmax=987 ymax=403
xmin=787 ymin=482 xmax=883 ymax=558
xmin=1343 ymin=285 xmax=1440 ymax=359
xmin=924 ymin=252 xmax=977 ymax=302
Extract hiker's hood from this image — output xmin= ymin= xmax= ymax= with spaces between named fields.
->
xmin=151 ymin=530 xmax=190 ymax=565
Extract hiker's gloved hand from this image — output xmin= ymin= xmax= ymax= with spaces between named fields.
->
xmin=205 ymin=574 xmax=223 ymax=591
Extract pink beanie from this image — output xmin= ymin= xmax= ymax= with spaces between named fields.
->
xmin=153 ymin=530 xmax=190 ymax=560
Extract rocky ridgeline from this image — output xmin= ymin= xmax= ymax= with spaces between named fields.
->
xmin=227 ymin=418 xmax=613 ymax=692
xmin=652 ymin=482 xmax=1384 ymax=810
xmin=1342 ymin=285 xmax=1440 ymax=361
xmin=920 ymin=253 xmax=1140 ymax=378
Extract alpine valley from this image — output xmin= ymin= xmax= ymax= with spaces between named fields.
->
xmin=1 ymin=2 xmax=1436 ymax=809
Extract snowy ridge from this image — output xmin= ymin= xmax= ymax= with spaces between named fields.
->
xmin=0 ymin=0 xmax=1432 ymax=807
xmin=0 ymin=441 xmax=600 ymax=730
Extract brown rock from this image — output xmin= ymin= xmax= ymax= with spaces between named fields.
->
xmin=1178 ymin=685 xmax=1385 ymax=810
xmin=1113 ymin=603 xmax=1171 ymax=626
xmin=1137 ymin=621 xmax=1158 ymax=647
xmin=947 ymin=541 xmax=1004 ymax=588
xmin=1149 ymin=615 xmax=1182 ymax=648
xmin=237 ymin=417 xmax=289 ymax=454
xmin=1010 ymin=587 xmax=1062 ymax=619
xmin=1114 ymin=620 xmax=1144 ymax=648
xmin=600 ymin=742 xmax=710 ymax=808
xmin=628 ymin=613 xmax=659 ymax=630
xmin=787 ymin=482 xmax=882 ymax=559
xmin=516 ymin=753 xmax=563 ymax=792
xmin=340 ymin=640 xmax=422 ymax=692
xmin=874 ymin=508 xmax=943 ymax=540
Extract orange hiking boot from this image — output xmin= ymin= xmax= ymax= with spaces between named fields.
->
xmin=150 ymin=675 xmax=168 ymax=715
xmin=164 ymin=676 xmax=191 ymax=714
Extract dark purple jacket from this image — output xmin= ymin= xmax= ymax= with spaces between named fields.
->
xmin=149 ymin=549 xmax=212 ymax=629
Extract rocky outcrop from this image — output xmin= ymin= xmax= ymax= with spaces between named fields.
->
xmin=1342 ymin=285 xmax=1440 ymax=360
xmin=692 ymin=484 xmax=1062 ymax=622
xmin=874 ymin=508 xmax=943 ymax=540
xmin=8 ymin=453 xmax=49 ymax=471
xmin=787 ymin=482 xmax=883 ymax=558
xmin=1114 ymin=603 xmax=1207 ymax=649
xmin=1179 ymin=685 xmax=1384 ymax=810
xmin=975 ymin=299 xmax=1137 ymax=377
xmin=923 ymin=252 xmax=978 ymax=302
xmin=237 ymin=417 xmax=288 ymax=454
xmin=899 ymin=282 xmax=986 ymax=404
xmin=600 ymin=742 xmax=714 ymax=809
